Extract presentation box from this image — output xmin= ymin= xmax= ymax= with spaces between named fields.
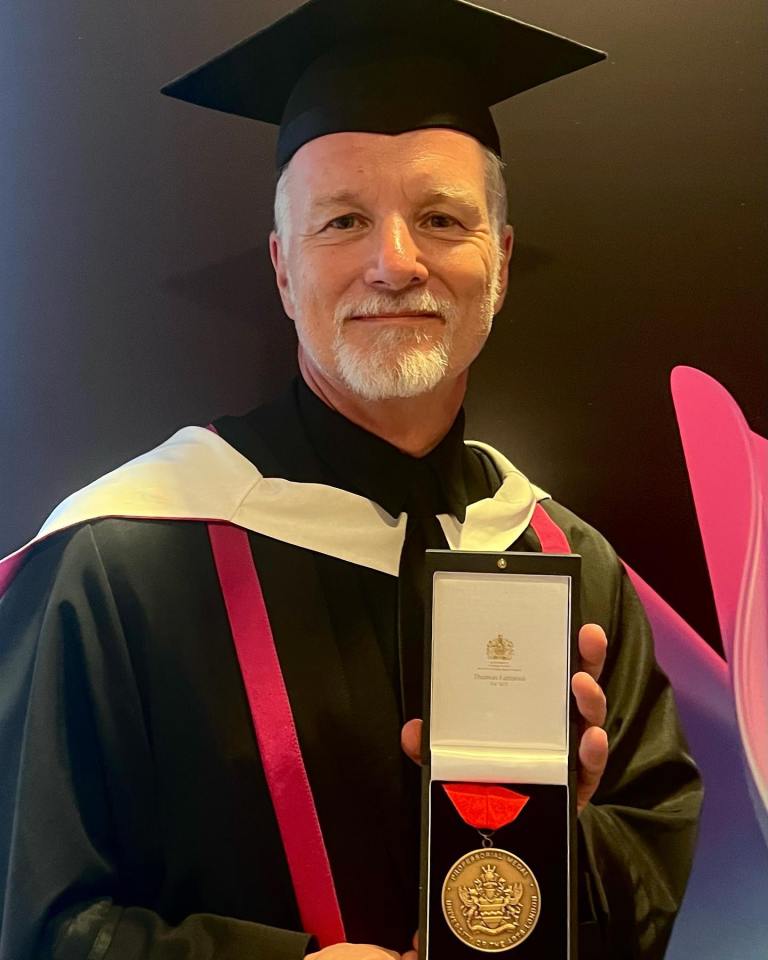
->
xmin=419 ymin=550 xmax=580 ymax=959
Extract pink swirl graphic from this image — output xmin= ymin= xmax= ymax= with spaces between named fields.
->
xmin=671 ymin=366 xmax=768 ymax=838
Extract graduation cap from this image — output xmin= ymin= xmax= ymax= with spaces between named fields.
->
xmin=161 ymin=0 xmax=606 ymax=168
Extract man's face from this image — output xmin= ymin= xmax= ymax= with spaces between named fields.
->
xmin=270 ymin=129 xmax=512 ymax=401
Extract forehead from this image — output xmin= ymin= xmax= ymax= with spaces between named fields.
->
xmin=288 ymin=128 xmax=488 ymax=199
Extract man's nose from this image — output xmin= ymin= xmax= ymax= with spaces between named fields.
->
xmin=364 ymin=216 xmax=428 ymax=290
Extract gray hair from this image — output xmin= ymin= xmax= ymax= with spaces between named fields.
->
xmin=484 ymin=149 xmax=508 ymax=241
xmin=273 ymin=144 xmax=508 ymax=248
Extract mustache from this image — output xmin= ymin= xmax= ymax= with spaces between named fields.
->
xmin=333 ymin=290 xmax=457 ymax=324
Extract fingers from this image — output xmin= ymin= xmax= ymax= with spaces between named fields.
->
xmin=577 ymin=623 xmax=607 ymax=682
xmin=575 ymin=624 xmax=608 ymax=814
xmin=401 ymin=931 xmax=419 ymax=960
xmin=401 ymin=929 xmax=419 ymax=959
xmin=306 ymin=945 xmax=401 ymax=959
xmin=400 ymin=718 xmax=423 ymax=765
xmin=571 ymin=672 xmax=607 ymax=729
xmin=577 ymin=725 xmax=609 ymax=813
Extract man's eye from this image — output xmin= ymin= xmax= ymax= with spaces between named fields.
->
xmin=326 ymin=214 xmax=363 ymax=230
xmin=425 ymin=213 xmax=460 ymax=228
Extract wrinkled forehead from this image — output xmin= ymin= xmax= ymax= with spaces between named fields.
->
xmin=287 ymin=128 xmax=489 ymax=203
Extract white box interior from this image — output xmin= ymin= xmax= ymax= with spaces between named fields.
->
xmin=430 ymin=571 xmax=572 ymax=785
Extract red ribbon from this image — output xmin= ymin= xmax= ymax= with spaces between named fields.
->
xmin=443 ymin=783 xmax=529 ymax=831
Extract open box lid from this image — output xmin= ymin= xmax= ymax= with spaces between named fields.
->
xmin=425 ymin=551 xmax=580 ymax=786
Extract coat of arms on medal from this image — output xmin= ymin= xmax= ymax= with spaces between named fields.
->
xmin=458 ymin=864 xmax=524 ymax=934
xmin=486 ymin=633 xmax=514 ymax=662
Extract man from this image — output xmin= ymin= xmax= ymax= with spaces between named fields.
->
xmin=0 ymin=1 xmax=701 ymax=958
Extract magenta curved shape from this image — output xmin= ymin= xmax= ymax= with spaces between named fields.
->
xmin=670 ymin=366 xmax=768 ymax=834
xmin=624 ymin=564 xmax=729 ymax=716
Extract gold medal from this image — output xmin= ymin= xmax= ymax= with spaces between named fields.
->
xmin=441 ymin=847 xmax=541 ymax=952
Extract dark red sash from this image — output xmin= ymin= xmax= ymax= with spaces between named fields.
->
xmin=531 ymin=502 xmax=571 ymax=553
xmin=207 ymin=521 xmax=346 ymax=947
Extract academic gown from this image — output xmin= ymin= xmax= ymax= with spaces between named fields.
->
xmin=0 ymin=379 xmax=702 ymax=960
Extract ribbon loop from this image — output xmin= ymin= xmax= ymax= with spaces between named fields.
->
xmin=443 ymin=782 xmax=529 ymax=831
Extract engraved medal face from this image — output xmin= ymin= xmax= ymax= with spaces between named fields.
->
xmin=441 ymin=848 xmax=540 ymax=952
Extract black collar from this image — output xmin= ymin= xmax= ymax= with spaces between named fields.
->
xmin=214 ymin=377 xmax=494 ymax=523
xmin=296 ymin=378 xmax=471 ymax=521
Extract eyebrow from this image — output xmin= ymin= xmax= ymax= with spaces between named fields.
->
xmin=309 ymin=187 xmax=485 ymax=217
xmin=418 ymin=188 xmax=485 ymax=217
xmin=309 ymin=190 xmax=366 ymax=213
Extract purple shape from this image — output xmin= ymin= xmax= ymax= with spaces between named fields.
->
xmin=627 ymin=565 xmax=768 ymax=957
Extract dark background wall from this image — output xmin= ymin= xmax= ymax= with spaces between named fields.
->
xmin=1 ymin=0 xmax=766 ymax=652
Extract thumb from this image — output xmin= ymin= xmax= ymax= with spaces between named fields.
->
xmin=400 ymin=719 xmax=423 ymax=765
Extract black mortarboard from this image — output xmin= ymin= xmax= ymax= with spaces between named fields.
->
xmin=161 ymin=0 xmax=606 ymax=168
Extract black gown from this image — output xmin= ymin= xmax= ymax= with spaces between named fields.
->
xmin=0 ymin=379 xmax=702 ymax=959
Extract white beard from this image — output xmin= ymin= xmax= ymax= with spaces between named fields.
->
xmin=334 ymin=319 xmax=453 ymax=401
xmin=290 ymin=263 xmax=502 ymax=401
xmin=329 ymin=290 xmax=471 ymax=401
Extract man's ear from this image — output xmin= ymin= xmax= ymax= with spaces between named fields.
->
xmin=269 ymin=230 xmax=295 ymax=319
xmin=493 ymin=225 xmax=515 ymax=315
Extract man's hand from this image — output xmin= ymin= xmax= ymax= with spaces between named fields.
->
xmin=402 ymin=930 xmax=418 ymax=960
xmin=400 ymin=623 xmax=609 ymax=815
xmin=571 ymin=623 xmax=608 ymax=812
xmin=306 ymin=944 xmax=401 ymax=959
